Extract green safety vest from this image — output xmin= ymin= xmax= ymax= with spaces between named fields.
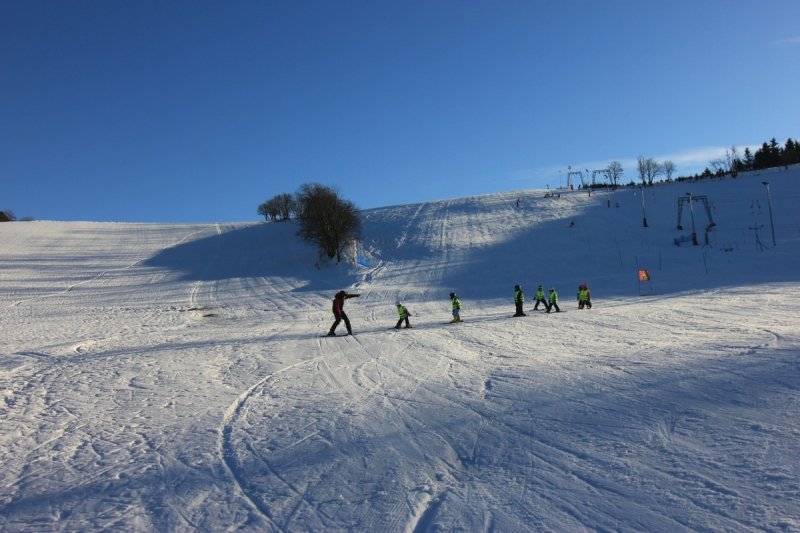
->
xmin=396 ymin=305 xmax=408 ymax=318
xmin=515 ymin=289 xmax=524 ymax=303
xmin=451 ymin=297 xmax=461 ymax=310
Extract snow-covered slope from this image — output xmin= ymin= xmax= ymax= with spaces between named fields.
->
xmin=1 ymin=168 xmax=799 ymax=531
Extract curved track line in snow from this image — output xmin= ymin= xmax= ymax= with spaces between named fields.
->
xmin=218 ymin=351 xmax=326 ymax=530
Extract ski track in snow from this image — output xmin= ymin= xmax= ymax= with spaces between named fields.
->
xmin=1 ymin=168 xmax=800 ymax=531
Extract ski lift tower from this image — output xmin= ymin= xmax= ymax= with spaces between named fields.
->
xmin=566 ymin=166 xmax=586 ymax=190
xmin=591 ymin=169 xmax=610 ymax=187
xmin=677 ymin=193 xmax=716 ymax=245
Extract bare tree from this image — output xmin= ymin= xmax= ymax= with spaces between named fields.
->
xmin=275 ymin=193 xmax=296 ymax=220
xmin=257 ymin=198 xmax=280 ymax=221
xmin=636 ymin=156 xmax=662 ymax=186
xmin=726 ymin=146 xmax=740 ymax=177
xmin=258 ymin=193 xmax=297 ymax=222
xmin=606 ymin=161 xmax=624 ymax=188
xmin=257 ymin=202 xmax=270 ymax=221
xmin=709 ymin=157 xmax=727 ymax=176
xmin=708 ymin=146 xmax=742 ymax=177
xmin=295 ymin=184 xmax=361 ymax=262
xmin=662 ymin=160 xmax=676 ymax=181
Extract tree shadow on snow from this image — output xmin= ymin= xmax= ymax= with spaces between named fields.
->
xmin=142 ymin=222 xmax=358 ymax=293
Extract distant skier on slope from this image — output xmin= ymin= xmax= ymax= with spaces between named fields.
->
xmin=449 ymin=292 xmax=463 ymax=323
xmin=394 ymin=302 xmax=412 ymax=329
xmin=327 ymin=290 xmax=360 ymax=336
xmin=547 ymin=287 xmax=561 ymax=313
xmin=533 ymin=285 xmax=548 ymax=311
xmin=513 ymin=285 xmax=527 ymax=317
xmin=577 ymin=283 xmax=592 ymax=309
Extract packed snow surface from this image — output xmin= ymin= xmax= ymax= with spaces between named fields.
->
xmin=2 ymin=168 xmax=799 ymax=532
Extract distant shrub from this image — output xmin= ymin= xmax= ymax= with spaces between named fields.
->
xmin=258 ymin=194 xmax=296 ymax=222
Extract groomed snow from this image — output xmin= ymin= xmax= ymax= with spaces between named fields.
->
xmin=1 ymin=168 xmax=799 ymax=531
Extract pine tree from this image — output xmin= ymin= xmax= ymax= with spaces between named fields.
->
xmin=783 ymin=138 xmax=799 ymax=167
xmin=742 ymin=147 xmax=754 ymax=171
xmin=768 ymin=138 xmax=782 ymax=167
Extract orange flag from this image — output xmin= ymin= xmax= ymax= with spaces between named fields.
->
xmin=638 ymin=269 xmax=651 ymax=282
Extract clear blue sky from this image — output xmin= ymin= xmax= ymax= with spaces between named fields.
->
xmin=2 ymin=0 xmax=799 ymax=222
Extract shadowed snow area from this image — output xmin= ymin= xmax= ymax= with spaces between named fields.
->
xmin=1 ymin=167 xmax=799 ymax=531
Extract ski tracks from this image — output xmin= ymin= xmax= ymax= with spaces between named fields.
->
xmin=218 ymin=346 xmax=323 ymax=532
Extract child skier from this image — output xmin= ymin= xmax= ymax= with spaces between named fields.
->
xmin=327 ymin=290 xmax=360 ymax=336
xmin=577 ymin=283 xmax=592 ymax=309
xmin=449 ymin=292 xmax=463 ymax=323
xmin=547 ymin=287 xmax=560 ymax=313
xmin=394 ymin=302 xmax=412 ymax=329
xmin=513 ymin=285 xmax=526 ymax=317
xmin=533 ymin=285 xmax=548 ymax=311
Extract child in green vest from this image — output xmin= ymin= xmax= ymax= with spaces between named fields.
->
xmin=533 ymin=285 xmax=548 ymax=311
xmin=395 ymin=302 xmax=412 ymax=329
xmin=577 ymin=284 xmax=592 ymax=309
xmin=450 ymin=292 xmax=463 ymax=323
xmin=547 ymin=287 xmax=561 ymax=313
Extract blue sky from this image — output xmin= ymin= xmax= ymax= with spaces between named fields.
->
xmin=2 ymin=0 xmax=799 ymax=222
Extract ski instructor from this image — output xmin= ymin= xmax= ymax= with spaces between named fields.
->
xmin=327 ymin=290 xmax=360 ymax=336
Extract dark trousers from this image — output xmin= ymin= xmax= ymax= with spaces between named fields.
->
xmin=533 ymin=298 xmax=547 ymax=310
xmin=329 ymin=312 xmax=352 ymax=334
xmin=514 ymin=301 xmax=526 ymax=316
xmin=578 ymin=300 xmax=592 ymax=309
xmin=395 ymin=316 xmax=410 ymax=329
xmin=547 ymin=302 xmax=560 ymax=313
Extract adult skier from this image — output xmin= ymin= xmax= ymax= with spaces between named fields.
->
xmin=513 ymin=285 xmax=526 ymax=317
xmin=327 ymin=290 xmax=360 ymax=336
xmin=547 ymin=287 xmax=560 ymax=313
xmin=577 ymin=283 xmax=592 ymax=309
xmin=394 ymin=302 xmax=412 ymax=329
xmin=533 ymin=284 xmax=548 ymax=311
xmin=449 ymin=292 xmax=463 ymax=323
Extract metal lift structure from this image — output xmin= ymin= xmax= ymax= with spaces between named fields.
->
xmin=591 ymin=169 xmax=610 ymax=187
xmin=566 ymin=166 xmax=586 ymax=190
xmin=676 ymin=194 xmax=716 ymax=245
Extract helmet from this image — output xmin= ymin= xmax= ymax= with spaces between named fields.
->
xmin=549 ymin=287 xmax=555 ymax=292
xmin=450 ymin=292 xmax=455 ymax=298
xmin=395 ymin=301 xmax=401 ymax=306
xmin=538 ymin=285 xmax=543 ymax=288
xmin=514 ymin=285 xmax=520 ymax=290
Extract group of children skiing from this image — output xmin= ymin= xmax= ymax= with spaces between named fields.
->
xmin=514 ymin=284 xmax=562 ymax=316
xmin=326 ymin=283 xmax=592 ymax=336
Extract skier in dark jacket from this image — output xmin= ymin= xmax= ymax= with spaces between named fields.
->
xmin=513 ymin=285 xmax=526 ymax=317
xmin=327 ymin=290 xmax=360 ymax=336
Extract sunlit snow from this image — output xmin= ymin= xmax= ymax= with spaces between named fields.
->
xmin=2 ymin=167 xmax=799 ymax=531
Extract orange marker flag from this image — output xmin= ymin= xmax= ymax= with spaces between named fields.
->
xmin=638 ymin=269 xmax=651 ymax=282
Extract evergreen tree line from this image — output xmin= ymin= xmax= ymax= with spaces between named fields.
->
xmin=732 ymin=137 xmax=800 ymax=174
